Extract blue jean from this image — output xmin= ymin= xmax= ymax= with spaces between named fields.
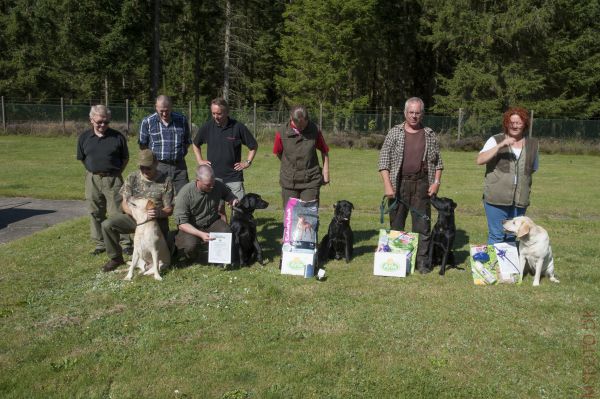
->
xmin=483 ymin=202 xmax=526 ymax=244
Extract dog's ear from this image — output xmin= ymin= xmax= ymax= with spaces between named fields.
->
xmin=517 ymin=220 xmax=531 ymax=238
xmin=349 ymin=201 xmax=354 ymax=210
xmin=333 ymin=202 xmax=338 ymax=209
xmin=146 ymin=199 xmax=155 ymax=210
xmin=451 ymin=201 xmax=457 ymax=209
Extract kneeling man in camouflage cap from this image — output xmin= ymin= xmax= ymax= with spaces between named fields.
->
xmin=100 ymin=149 xmax=175 ymax=272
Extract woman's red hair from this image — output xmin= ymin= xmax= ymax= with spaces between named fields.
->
xmin=502 ymin=107 xmax=529 ymax=133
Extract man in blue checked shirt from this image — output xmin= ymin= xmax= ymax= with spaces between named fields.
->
xmin=139 ymin=95 xmax=192 ymax=194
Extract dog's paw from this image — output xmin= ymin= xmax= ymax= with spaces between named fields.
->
xmin=550 ymin=276 xmax=560 ymax=283
xmin=259 ymin=258 xmax=270 ymax=265
xmin=153 ymin=274 xmax=163 ymax=281
xmin=124 ymin=275 xmax=133 ymax=281
xmin=533 ymin=281 xmax=540 ymax=287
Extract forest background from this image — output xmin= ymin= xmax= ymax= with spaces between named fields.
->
xmin=1 ymin=0 xmax=599 ymax=127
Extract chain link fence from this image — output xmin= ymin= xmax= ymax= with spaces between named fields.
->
xmin=1 ymin=98 xmax=599 ymax=139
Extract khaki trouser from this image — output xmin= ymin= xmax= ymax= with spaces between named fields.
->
xmin=85 ymin=172 xmax=131 ymax=250
xmin=281 ymin=187 xmax=320 ymax=210
xmin=175 ymin=219 xmax=231 ymax=262
xmin=217 ymin=179 xmax=246 ymax=221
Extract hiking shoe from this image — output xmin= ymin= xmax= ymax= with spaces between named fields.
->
xmin=91 ymin=248 xmax=106 ymax=256
xmin=122 ymin=247 xmax=134 ymax=256
xmin=417 ymin=266 xmax=432 ymax=274
xmin=102 ymin=257 xmax=125 ymax=272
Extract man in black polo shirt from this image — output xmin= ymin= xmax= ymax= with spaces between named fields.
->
xmin=77 ymin=105 xmax=132 ymax=256
xmin=192 ymin=98 xmax=258 ymax=213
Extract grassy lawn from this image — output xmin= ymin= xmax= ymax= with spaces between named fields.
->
xmin=1 ymin=135 xmax=599 ymax=398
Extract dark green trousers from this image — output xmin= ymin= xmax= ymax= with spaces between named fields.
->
xmin=85 ymin=172 xmax=131 ymax=250
xmin=101 ymin=213 xmax=169 ymax=260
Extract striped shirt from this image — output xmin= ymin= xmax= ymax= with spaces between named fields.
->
xmin=378 ymin=122 xmax=444 ymax=190
xmin=139 ymin=111 xmax=191 ymax=162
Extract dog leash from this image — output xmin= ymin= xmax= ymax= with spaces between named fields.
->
xmin=136 ymin=218 xmax=152 ymax=226
xmin=379 ymin=195 xmax=430 ymax=224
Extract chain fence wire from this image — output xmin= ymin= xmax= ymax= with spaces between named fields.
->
xmin=1 ymin=101 xmax=599 ymax=139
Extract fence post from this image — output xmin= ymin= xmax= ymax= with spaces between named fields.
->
xmin=125 ymin=98 xmax=130 ymax=136
xmin=104 ymin=77 xmax=108 ymax=106
xmin=1 ymin=96 xmax=5 ymax=134
xmin=529 ymin=110 xmax=534 ymax=138
xmin=253 ymin=102 xmax=257 ymax=134
xmin=457 ymin=107 xmax=463 ymax=141
xmin=319 ymin=102 xmax=323 ymax=131
xmin=388 ymin=106 xmax=392 ymax=131
xmin=188 ymin=101 xmax=193 ymax=133
xmin=61 ymin=97 xmax=65 ymax=134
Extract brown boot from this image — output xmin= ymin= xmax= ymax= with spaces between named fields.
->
xmin=102 ymin=256 xmax=125 ymax=272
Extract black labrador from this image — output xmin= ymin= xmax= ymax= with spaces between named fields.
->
xmin=230 ymin=193 xmax=269 ymax=267
xmin=428 ymin=195 xmax=457 ymax=275
xmin=319 ymin=200 xmax=354 ymax=263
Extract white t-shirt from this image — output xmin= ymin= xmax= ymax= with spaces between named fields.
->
xmin=480 ymin=136 xmax=539 ymax=171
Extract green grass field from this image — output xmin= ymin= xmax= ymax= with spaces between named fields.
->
xmin=1 ymin=135 xmax=599 ymax=398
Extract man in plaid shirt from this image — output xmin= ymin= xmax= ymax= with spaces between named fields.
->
xmin=139 ymin=95 xmax=192 ymax=194
xmin=378 ymin=97 xmax=444 ymax=273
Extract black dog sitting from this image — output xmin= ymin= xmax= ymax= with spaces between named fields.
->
xmin=230 ymin=193 xmax=269 ymax=267
xmin=319 ymin=200 xmax=354 ymax=263
xmin=428 ymin=195 xmax=457 ymax=275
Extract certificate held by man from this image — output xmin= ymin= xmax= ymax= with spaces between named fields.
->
xmin=208 ymin=232 xmax=232 ymax=264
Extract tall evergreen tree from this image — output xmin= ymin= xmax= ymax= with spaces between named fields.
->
xmin=276 ymin=0 xmax=374 ymax=113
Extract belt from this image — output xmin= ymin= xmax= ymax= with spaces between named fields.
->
xmin=92 ymin=171 xmax=119 ymax=177
xmin=159 ymin=159 xmax=180 ymax=165
xmin=401 ymin=171 xmax=427 ymax=181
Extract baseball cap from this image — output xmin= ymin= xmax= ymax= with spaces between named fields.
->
xmin=138 ymin=149 xmax=156 ymax=167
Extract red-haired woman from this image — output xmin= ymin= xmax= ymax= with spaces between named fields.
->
xmin=476 ymin=107 xmax=539 ymax=244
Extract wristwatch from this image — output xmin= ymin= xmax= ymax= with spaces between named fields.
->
xmin=244 ymin=160 xmax=252 ymax=165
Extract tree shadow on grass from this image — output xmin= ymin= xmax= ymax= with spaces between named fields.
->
xmin=0 ymin=208 xmax=55 ymax=229
xmin=351 ymin=228 xmax=380 ymax=258
xmin=453 ymin=228 xmax=471 ymax=265
xmin=256 ymin=216 xmax=282 ymax=261
xmin=317 ymin=227 xmax=380 ymax=267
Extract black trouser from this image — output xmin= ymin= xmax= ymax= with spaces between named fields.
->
xmin=389 ymin=172 xmax=431 ymax=268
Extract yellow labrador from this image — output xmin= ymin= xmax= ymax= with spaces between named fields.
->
xmin=125 ymin=198 xmax=170 ymax=281
xmin=502 ymin=216 xmax=559 ymax=286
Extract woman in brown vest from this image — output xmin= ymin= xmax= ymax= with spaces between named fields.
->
xmin=476 ymin=107 xmax=539 ymax=244
xmin=273 ymin=105 xmax=330 ymax=209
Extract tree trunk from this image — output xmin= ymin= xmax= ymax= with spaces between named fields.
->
xmin=222 ymin=0 xmax=231 ymax=101
xmin=151 ymin=0 xmax=161 ymax=100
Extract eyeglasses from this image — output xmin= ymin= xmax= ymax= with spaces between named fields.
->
xmin=407 ymin=111 xmax=422 ymax=116
xmin=92 ymin=120 xmax=110 ymax=126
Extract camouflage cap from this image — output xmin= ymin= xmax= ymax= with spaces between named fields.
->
xmin=138 ymin=149 xmax=156 ymax=167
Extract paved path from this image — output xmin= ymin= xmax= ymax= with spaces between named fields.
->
xmin=0 ymin=197 xmax=87 ymax=244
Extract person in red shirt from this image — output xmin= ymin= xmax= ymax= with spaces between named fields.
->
xmin=273 ymin=105 xmax=330 ymax=209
